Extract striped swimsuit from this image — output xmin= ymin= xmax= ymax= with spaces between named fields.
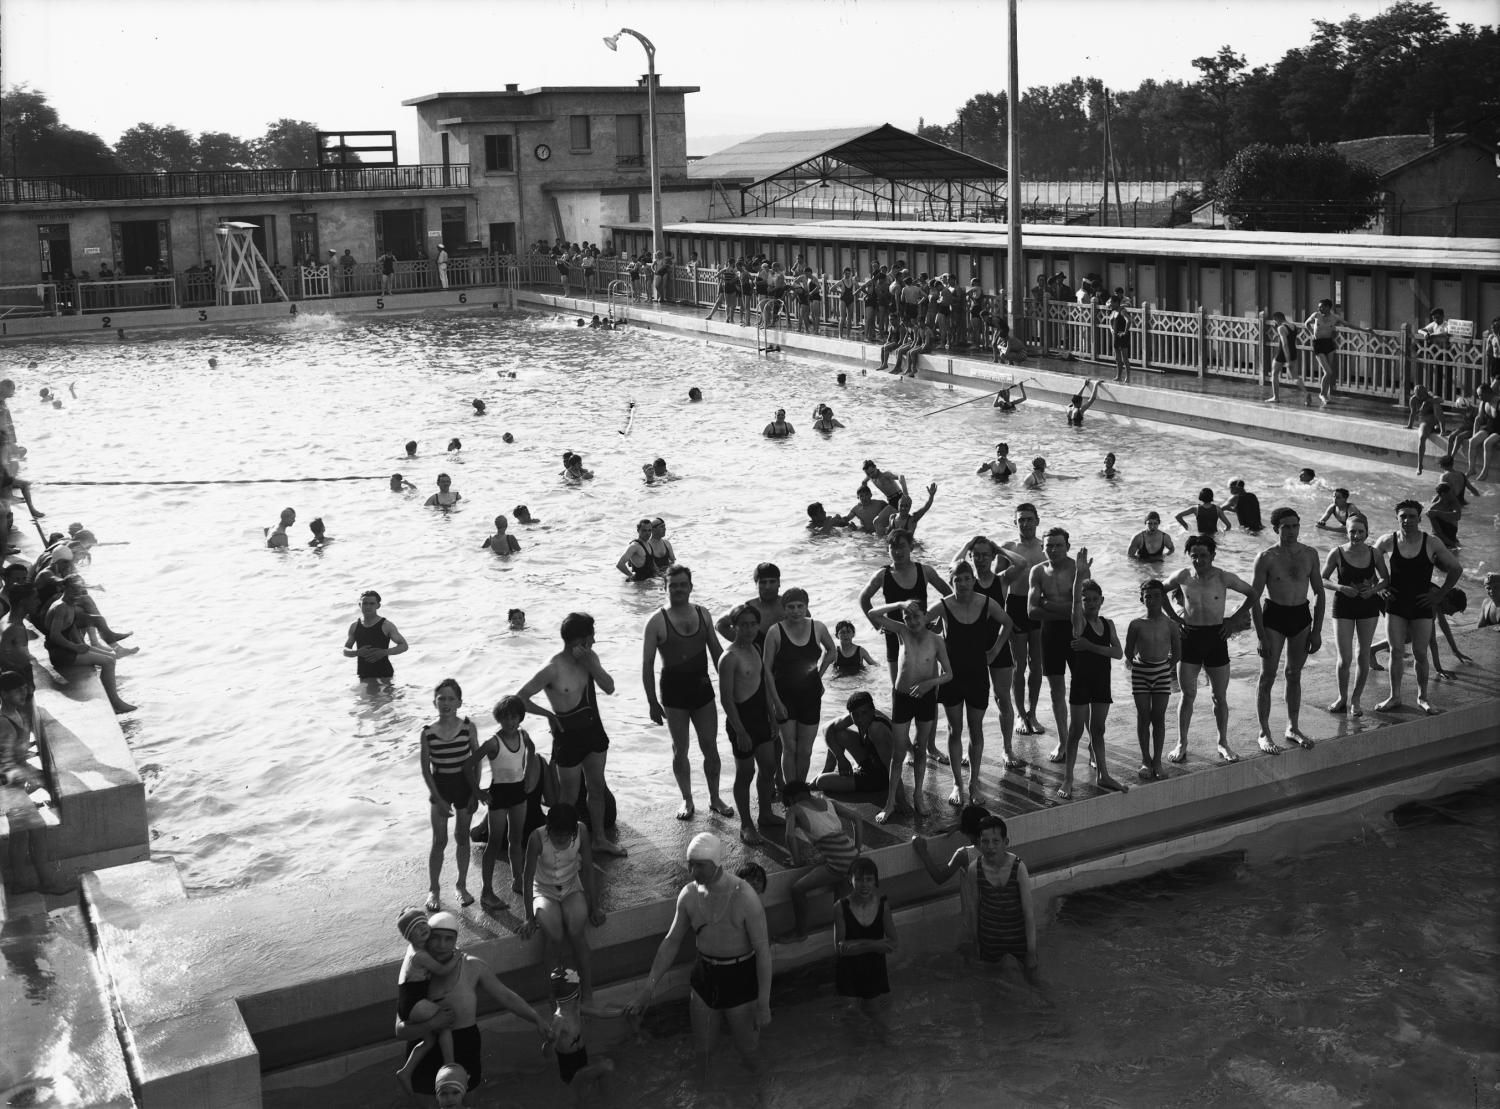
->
xmin=1131 ymin=657 xmax=1174 ymax=696
xmin=975 ymin=857 xmax=1027 ymax=963
xmin=801 ymin=801 xmax=857 ymax=877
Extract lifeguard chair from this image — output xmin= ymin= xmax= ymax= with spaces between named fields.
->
xmin=215 ymin=222 xmax=288 ymax=306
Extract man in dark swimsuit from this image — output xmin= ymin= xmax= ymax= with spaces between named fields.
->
xmin=1225 ymin=479 xmax=1263 ymax=531
xmin=1374 ymin=500 xmax=1463 ymax=714
xmin=1028 ymin=527 xmax=1080 ymax=757
xmin=643 ymin=565 xmax=731 ymax=821
xmin=1248 ymin=507 xmax=1326 ymax=753
xmin=616 ymin=519 xmax=654 ymax=580
xmin=343 ymin=589 xmax=409 ymax=682
xmin=518 ymin=613 xmax=625 ymax=855
xmin=627 ymin=834 xmax=771 ymax=1067
xmin=719 ymin=604 xmax=779 ymax=844
xmin=858 ymin=528 xmax=952 ymax=685
xmin=1002 ymin=503 xmax=1047 ymax=735
xmin=816 ymin=690 xmax=893 ymax=797
xmin=714 ymin=562 xmax=784 ymax=650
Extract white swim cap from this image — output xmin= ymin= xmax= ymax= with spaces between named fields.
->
xmin=686 ymin=832 xmax=723 ymax=865
xmin=426 ymin=910 xmax=461 ymax=933
xmin=435 ymin=1063 xmax=469 ymax=1093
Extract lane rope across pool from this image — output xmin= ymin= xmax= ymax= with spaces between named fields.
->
xmin=40 ymin=475 xmax=391 ymax=486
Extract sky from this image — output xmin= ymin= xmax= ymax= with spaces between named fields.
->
xmin=3 ymin=0 xmax=1495 ymax=157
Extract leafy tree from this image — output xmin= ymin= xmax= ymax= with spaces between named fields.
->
xmin=253 ymin=118 xmax=320 ymax=168
xmin=1214 ymin=143 xmax=1379 ymax=231
xmin=194 ymin=130 xmax=255 ymax=171
xmin=1189 ymin=46 xmax=1246 ymax=169
xmin=114 ymin=122 xmax=196 ymax=172
xmin=0 ymin=84 xmax=121 ymax=176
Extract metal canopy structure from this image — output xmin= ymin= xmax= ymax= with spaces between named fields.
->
xmin=688 ymin=123 xmax=1007 ymax=220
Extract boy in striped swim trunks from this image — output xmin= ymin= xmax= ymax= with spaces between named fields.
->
xmin=1125 ymin=580 xmax=1181 ymax=781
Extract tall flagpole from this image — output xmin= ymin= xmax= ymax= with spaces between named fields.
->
xmin=1007 ymin=0 xmax=1024 ymax=337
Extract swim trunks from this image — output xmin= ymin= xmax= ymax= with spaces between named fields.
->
xmin=1130 ymin=657 xmax=1174 ymax=697
xmin=556 ymin=1046 xmax=589 ymax=1084
xmin=727 ymin=681 xmax=775 ymax=756
xmin=690 ymin=952 xmax=759 ymax=1010
xmin=1263 ymin=600 xmax=1312 ymax=638
xmin=1040 ymin=619 xmax=1073 ymax=677
xmin=891 ymin=687 xmax=938 ymax=724
xmin=432 ymin=771 xmax=475 ymax=811
xmin=1180 ymin=624 xmax=1229 ymax=668
xmin=1005 ymin=592 xmax=1035 ymax=635
xmin=488 ymin=779 xmax=528 ymax=809
xmin=851 ymin=762 xmax=889 ymax=793
xmin=1313 ymin=336 xmax=1336 ymax=356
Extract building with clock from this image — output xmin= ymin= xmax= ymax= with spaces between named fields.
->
xmin=402 ymin=79 xmax=700 ymax=256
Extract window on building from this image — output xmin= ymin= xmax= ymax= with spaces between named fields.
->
xmin=628 ymin=192 xmax=641 ymax=223
xmin=570 ymin=116 xmax=592 ymax=152
xmin=616 ymin=115 xmax=643 ymax=167
xmin=484 ymin=135 xmax=514 ymax=173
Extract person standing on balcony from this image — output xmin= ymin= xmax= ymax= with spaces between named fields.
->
xmin=326 ymin=250 xmax=339 ymax=294
xmin=380 ymin=249 xmax=397 ymax=295
xmin=1303 ymin=299 xmax=1371 ymax=408
xmin=437 ymin=244 xmax=449 ymax=290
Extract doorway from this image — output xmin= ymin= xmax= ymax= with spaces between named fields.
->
xmin=112 ymin=219 xmax=171 ymax=275
xmin=375 ymin=210 xmax=424 ymax=260
xmin=488 ymin=222 xmax=516 ymax=255
xmin=440 ymin=206 xmax=467 ymax=251
xmin=37 ymin=224 xmax=73 ymax=279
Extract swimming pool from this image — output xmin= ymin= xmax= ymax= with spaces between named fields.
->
xmin=14 ymin=309 xmax=1495 ymax=891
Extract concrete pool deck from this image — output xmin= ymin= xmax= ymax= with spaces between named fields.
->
xmin=3 ymin=292 xmax=1498 ymax=1107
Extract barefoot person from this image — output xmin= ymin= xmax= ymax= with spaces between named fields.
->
xmin=1163 ymin=535 xmax=1258 ymax=764
xmin=1029 ymin=527 xmax=1079 ymax=759
xmin=815 ymin=691 xmax=893 ymax=800
xmin=1124 ymin=580 xmax=1180 ymax=781
xmin=518 ymin=613 xmax=626 ymax=856
xmin=419 ymin=679 xmax=481 ymax=911
xmin=858 ymin=528 xmax=952 ymax=686
xmin=520 ymin=803 xmax=608 ymax=1002
xmin=1055 ymin=549 xmax=1127 ymax=799
xmin=762 ymin=587 xmax=836 ymax=785
xmin=1003 ymin=504 xmax=1048 ymax=736
xmin=1303 ymin=298 xmax=1371 ymax=407
xmin=951 ymin=536 xmax=1028 ymax=775
xmin=44 ymin=578 xmax=136 ymax=714
xmin=927 ymin=560 xmax=1013 ymax=806
xmin=343 ymin=589 xmax=408 ymax=684
xmin=1374 ymin=500 xmax=1464 ymax=715
xmin=780 ymin=779 xmax=863 ymax=941
xmin=474 ymin=696 xmax=540 ymax=910
xmin=866 ymin=599 xmax=953 ymax=823
xmin=719 ymin=604 xmax=779 ymax=844
xmin=642 ymin=565 xmax=732 ymax=821
xmin=626 ymin=834 xmax=772 ymax=1068
xmin=1322 ymin=514 xmax=1387 ymax=718
xmin=959 ymin=816 xmax=1038 ymax=980
xmin=1248 ymin=508 xmax=1326 ymax=753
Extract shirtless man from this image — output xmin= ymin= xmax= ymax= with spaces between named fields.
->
xmin=1249 ymin=507 xmax=1325 ymax=752
xmin=45 ymin=578 xmax=136 ymax=714
xmin=867 ymin=600 xmax=953 ymax=823
xmin=805 ymin=502 xmax=851 ymax=534
xmin=1127 ymin=512 xmax=1175 ymax=561
xmin=815 ymin=690 xmax=894 ymax=798
xmin=858 ymin=528 xmax=952 ymax=685
xmin=1374 ymin=500 xmax=1464 ymax=714
xmin=762 ymin=409 xmax=795 ymax=438
xmin=265 ymin=506 xmax=295 ymax=548
xmin=1028 ymin=527 xmax=1079 ymax=759
xmin=1302 ymin=298 xmax=1371 ymax=407
xmin=626 ymin=834 xmax=771 ymax=1068
xmin=762 ymin=587 xmax=836 ymax=785
xmin=517 ymin=612 xmax=626 ymax=856
xmin=860 ymin=459 xmax=904 ymax=504
xmin=843 ymin=485 xmax=892 ymax=533
xmin=642 ymin=565 xmax=731 ymax=821
xmin=714 ymin=563 xmax=784 ymax=649
xmin=480 ymin=515 xmax=520 ymax=554
xmin=1163 ymin=535 xmax=1258 ymax=763
xmin=1002 ymin=503 xmax=1047 ymax=735
xmin=719 ymin=605 xmax=779 ymax=844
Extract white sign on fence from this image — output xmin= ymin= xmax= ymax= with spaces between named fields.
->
xmin=1448 ymin=319 xmax=1474 ymax=339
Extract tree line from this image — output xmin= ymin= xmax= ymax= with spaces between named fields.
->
xmin=915 ymin=1 xmax=1498 ymax=180
xmin=0 ymin=86 xmax=330 ymax=176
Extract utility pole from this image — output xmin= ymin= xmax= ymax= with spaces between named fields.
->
xmin=1006 ymin=0 xmax=1024 ymax=335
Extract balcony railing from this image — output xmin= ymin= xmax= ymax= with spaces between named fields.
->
xmin=0 ymin=165 xmax=472 ymax=204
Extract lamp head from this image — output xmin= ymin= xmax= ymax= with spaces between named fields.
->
xmin=603 ymin=32 xmax=621 ymax=50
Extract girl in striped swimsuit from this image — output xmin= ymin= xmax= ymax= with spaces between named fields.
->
xmin=963 ymin=815 xmax=1038 ymax=981
xmin=781 ymin=780 xmax=862 ymax=941
xmin=1125 ymin=580 xmax=1181 ymax=781
xmin=420 ymin=678 xmax=482 ymax=911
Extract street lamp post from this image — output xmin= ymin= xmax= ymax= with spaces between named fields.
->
xmin=603 ymin=28 xmax=663 ymax=258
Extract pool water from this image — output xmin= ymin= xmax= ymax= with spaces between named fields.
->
xmin=267 ymin=783 xmax=1500 ymax=1108
xmin=13 ymin=309 xmax=1497 ymax=891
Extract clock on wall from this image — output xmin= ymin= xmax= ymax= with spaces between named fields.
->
xmin=534 ymin=144 xmax=552 ymax=161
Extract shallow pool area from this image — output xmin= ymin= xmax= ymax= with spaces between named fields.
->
xmin=11 ymin=307 xmax=1497 ymax=894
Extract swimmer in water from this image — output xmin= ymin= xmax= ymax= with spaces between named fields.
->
xmin=1175 ymin=488 xmax=1231 ymax=535
xmin=308 ymin=518 xmax=332 ymax=547
xmin=977 ymin=443 xmax=1016 ymax=483
xmin=502 ymin=432 xmax=515 ymax=444
xmin=390 ymin=473 xmax=416 ymax=492
xmin=1225 ymin=480 xmax=1263 ymax=531
xmin=763 ymin=409 xmax=795 ymax=438
xmin=1022 ymin=458 xmax=1078 ymax=489
xmin=1066 ymin=380 xmax=1102 ymax=425
xmin=265 ymin=507 xmax=296 ymax=548
xmin=405 ymin=440 xmax=418 ymax=458
xmin=1298 ymin=468 xmax=1316 ymax=484
xmin=688 ymin=387 xmax=703 ymax=402
xmin=447 ymin=438 xmax=462 ymax=452
xmin=481 ymin=515 xmax=521 ymax=554
xmin=425 ymin=474 xmax=461 ymax=508
xmin=561 ymin=453 xmax=593 ymax=482
xmin=1100 ymin=453 xmax=1117 ymax=478
xmin=811 ymin=405 xmax=844 ymax=431
xmin=1127 ymin=512 xmax=1174 ymax=561
xmin=1316 ymin=488 xmax=1358 ymax=531
xmin=508 ymin=608 xmax=526 ymax=630
xmin=472 ymin=399 xmax=486 ymax=415
xmin=513 ymin=505 xmax=539 ymax=525
xmin=992 ymin=382 xmax=1027 ymax=411
xmin=643 ymin=458 xmax=679 ymax=484
xmin=208 ymin=358 xmax=218 ymax=369
xmin=837 ymin=372 xmax=847 ymax=386
xmin=807 ymin=502 xmax=852 ymax=535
